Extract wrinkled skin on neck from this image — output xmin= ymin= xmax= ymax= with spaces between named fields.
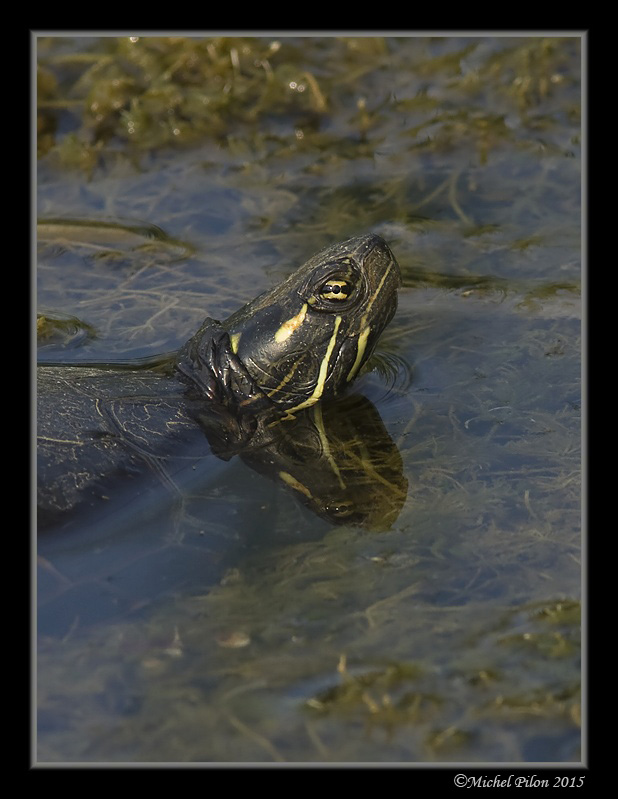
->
xmin=174 ymin=319 xmax=277 ymax=457
xmin=175 ymin=319 xmax=274 ymax=415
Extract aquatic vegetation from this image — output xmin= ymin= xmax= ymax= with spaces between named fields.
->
xmin=38 ymin=36 xmax=580 ymax=176
xmin=36 ymin=34 xmax=582 ymax=764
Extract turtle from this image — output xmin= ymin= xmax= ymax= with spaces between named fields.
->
xmin=38 ymin=233 xmax=402 ymax=527
xmin=37 ymin=233 xmax=404 ymax=633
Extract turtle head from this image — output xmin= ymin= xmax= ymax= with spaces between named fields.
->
xmin=224 ymin=234 xmax=401 ymax=414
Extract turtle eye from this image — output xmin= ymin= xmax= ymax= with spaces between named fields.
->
xmin=319 ymin=279 xmax=354 ymax=302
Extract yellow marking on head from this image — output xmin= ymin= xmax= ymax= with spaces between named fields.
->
xmin=346 ymin=325 xmax=371 ymax=382
xmin=350 ymin=261 xmax=393 ymax=366
xmin=230 ymin=332 xmax=241 ymax=354
xmin=266 ymin=355 xmax=304 ymax=398
xmin=278 ymin=471 xmax=313 ymax=498
xmin=274 ymin=303 xmax=308 ymax=344
xmin=284 ymin=315 xmax=342 ymax=414
xmin=364 ymin=262 xmax=393 ymax=318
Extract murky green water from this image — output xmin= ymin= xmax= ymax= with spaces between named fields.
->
xmin=36 ymin=34 xmax=582 ymax=764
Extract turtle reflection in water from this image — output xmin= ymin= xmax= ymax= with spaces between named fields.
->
xmin=38 ymin=234 xmax=407 ymax=629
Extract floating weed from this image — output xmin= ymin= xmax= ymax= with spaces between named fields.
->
xmin=497 ymin=630 xmax=577 ymax=659
xmin=38 ymin=36 xmax=580 ymax=176
xmin=425 ymin=725 xmax=475 ymax=755
xmin=529 ymin=599 xmax=581 ymax=626
xmin=304 ymin=654 xmax=438 ymax=734
xmin=37 ymin=218 xmax=194 ymax=266
xmin=515 ymin=281 xmax=580 ymax=312
xmin=37 ymin=312 xmax=97 ymax=349
xmin=486 ymin=683 xmax=580 ymax=723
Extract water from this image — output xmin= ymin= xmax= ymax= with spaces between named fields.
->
xmin=35 ymin=34 xmax=581 ymax=764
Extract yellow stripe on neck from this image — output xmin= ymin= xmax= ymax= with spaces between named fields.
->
xmin=346 ymin=325 xmax=370 ymax=382
xmin=285 ymin=315 xmax=342 ymax=414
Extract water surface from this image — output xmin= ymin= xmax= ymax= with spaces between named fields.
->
xmin=36 ymin=34 xmax=582 ymax=764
